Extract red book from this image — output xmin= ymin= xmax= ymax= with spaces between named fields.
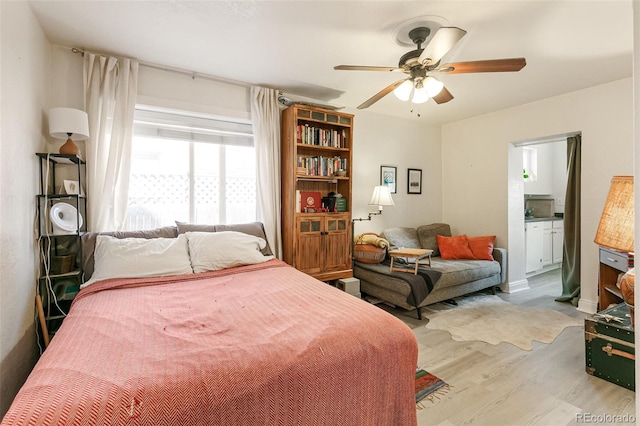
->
xmin=300 ymin=191 xmax=322 ymax=212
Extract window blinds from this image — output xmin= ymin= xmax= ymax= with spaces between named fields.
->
xmin=133 ymin=106 xmax=254 ymax=147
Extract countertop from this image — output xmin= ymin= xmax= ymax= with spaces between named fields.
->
xmin=525 ymin=216 xmax=563 ymax=223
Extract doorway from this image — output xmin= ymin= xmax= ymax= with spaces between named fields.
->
xmin=507 ymin=132 xmax=581 ymax=295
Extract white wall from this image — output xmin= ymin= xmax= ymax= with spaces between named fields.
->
xmin=442 ymin=78 xmax=633 ymax=311
xmin=349 ymin=109 xmax=442 ymax=236
xmin=0 ymin=0 xmax=50 ymax=412
xmin=48 ymin=46 xmax=84 ymax=154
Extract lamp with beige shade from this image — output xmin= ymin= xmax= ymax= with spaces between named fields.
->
xmin=594 ymin=176 xmax=635 ymax=323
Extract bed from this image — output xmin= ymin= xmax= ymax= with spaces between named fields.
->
xmin=3 ymin=223 xmax=418 ymax=425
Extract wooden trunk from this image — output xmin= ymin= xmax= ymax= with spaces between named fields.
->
xmin=585 ymin=303 xmax=635 ymax=391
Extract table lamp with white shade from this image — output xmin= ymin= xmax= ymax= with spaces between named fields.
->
xmin=48 ymin=107 xmax=90 ymax=155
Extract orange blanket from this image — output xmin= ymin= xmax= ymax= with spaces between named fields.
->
xmin=3 ymin=260 xmax=417 ymax=425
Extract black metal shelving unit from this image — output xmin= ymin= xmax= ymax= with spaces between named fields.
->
xmin=36 ymin=153 xmax=87 ymax=345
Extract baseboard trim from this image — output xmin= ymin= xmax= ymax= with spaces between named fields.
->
xmin=501 ymin=279 xmax=529 ymax=294
xmin=577 ymin=298 xmax=598 ymax=315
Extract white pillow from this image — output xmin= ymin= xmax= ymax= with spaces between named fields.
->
xmin=82 ymin=234 xmax=193 ymax=288
xmin=186 ymin=231 xmax=273 ymax=273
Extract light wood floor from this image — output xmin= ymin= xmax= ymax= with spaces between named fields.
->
xmin=379 ymin=268 xmax=636 ymax=426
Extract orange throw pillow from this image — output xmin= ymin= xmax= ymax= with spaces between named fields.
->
xmin=467 ymin=235 xmax=496 ymax=260
xmin=436 ymin=234 xmax=475 ymax=260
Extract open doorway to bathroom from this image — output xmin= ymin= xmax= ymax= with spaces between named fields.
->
xmin=507 ymin=132 xmax=581 ymax=303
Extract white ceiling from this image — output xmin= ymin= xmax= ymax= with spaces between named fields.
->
xmin=28 ymin=1 xmax=633 ymax=125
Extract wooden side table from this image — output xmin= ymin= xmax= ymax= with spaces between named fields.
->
xmin=598 ymin=246 xmax=632 ymax=311
xmin=388 ymin=248 xmax=433 ymax=275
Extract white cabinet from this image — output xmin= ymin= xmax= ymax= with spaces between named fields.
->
xmin=552 ymin=220 xmax=564 ymax=264
xmin=526 ymin=219 xmax=563 ymax=274
xmin=542 ymin=221 xmax=553 ymax=267
xmin=525 ymin=222 xmax=544 ymax=273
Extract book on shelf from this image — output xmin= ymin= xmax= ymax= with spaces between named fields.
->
xmin=296 ymin=125 xmax=347 ymax=148
xmin=296 ymin=155 xmax=347 ymax=177
xmin=300 ymin=191 xmax=322 ymax=212
xmin=335 ymin=197 xmax=347 ymax=212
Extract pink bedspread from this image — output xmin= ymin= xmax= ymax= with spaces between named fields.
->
xmin=3 ymin=260 xmax=417 ymax=425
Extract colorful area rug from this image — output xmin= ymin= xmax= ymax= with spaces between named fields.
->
xmin=423 ymin=294 xmax=583 ymax=351
xmin=415 ymin=368 xmax=449 ymax=408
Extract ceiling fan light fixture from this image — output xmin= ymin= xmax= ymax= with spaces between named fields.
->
xmin=423 ymin=76 xmax=444 ymax=97
xmin=334 ymin=20 xmax=525 ymax=111
xmin=393 ymin=80 xmax=413 ymax=101
xmin=412 ymin=84 xmax=430 ymax=104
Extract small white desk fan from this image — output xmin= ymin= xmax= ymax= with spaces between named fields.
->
xmin=50 ymin=202 xmax=83 ymax=235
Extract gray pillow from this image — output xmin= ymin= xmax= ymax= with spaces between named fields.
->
xmin=175 ymin=222 xmax=215 ymax=233
xmin=380 ymin=227 xmax=421 ymax=250
xmin=417 ymin=223 xmax=451 ymax=257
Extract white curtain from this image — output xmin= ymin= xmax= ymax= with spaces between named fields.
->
xmin=250 ymin=86 xmax=282 ymax=258
xmin=84 ymin=54 xmax=138 ymax=231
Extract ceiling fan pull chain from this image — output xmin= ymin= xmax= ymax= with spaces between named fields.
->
xmin=410 ymin=103 xmax=423 ymax=118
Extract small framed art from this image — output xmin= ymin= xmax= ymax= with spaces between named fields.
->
xmin=62 ymin=180 xmax=85 ymax=196
xmin=380 ymin=165 xmax=397 ymax=194
xmin=408 ymin=168 xmax=422 ymax=194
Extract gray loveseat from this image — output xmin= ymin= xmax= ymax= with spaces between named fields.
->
xmin=354 ymin=223 xmax=507 ymax=319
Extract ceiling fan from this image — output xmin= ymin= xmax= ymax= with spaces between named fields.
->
xmin=334 ymin=26 xmax=526 ymax=109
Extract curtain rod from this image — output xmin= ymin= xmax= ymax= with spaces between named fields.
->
xmin=70 ymin=47 xmax=251 ymax=89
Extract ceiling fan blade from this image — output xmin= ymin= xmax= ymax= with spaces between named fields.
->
xmin=357 ymin=79 xmax=406 ymax=109
xmin=437 ymin=58 xmax=527 ymax=74
xmin=334 ymin=65 xmax=402 ymax=72
xmin=432 ymin=87 xmax=454 ymax=104
xmin=418 ymin=27 xmax=467 ymax=66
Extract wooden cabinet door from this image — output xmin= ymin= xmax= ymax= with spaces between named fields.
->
xmin=295 ymin=216 xmax=323 ymax=275
xmin=323 ymin=216 xmax=350 ymax=272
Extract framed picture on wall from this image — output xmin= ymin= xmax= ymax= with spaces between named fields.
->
xmin=380 ymin=166 xmax=397 ymax=194
xmin=408 ymin=168 xmax=422 ymax=194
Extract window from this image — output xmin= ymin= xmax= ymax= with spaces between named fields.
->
xmin=522 ymin=147 xmax=538 ymax=182
xmin=125 ymin=106 xmax=256 ymax=230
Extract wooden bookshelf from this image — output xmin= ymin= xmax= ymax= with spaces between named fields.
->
xmin=281 ymin=105 xmax=353 ymax=281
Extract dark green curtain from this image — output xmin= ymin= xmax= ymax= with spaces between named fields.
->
xmin=556 ymin=135 xmax=581 ymax=305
